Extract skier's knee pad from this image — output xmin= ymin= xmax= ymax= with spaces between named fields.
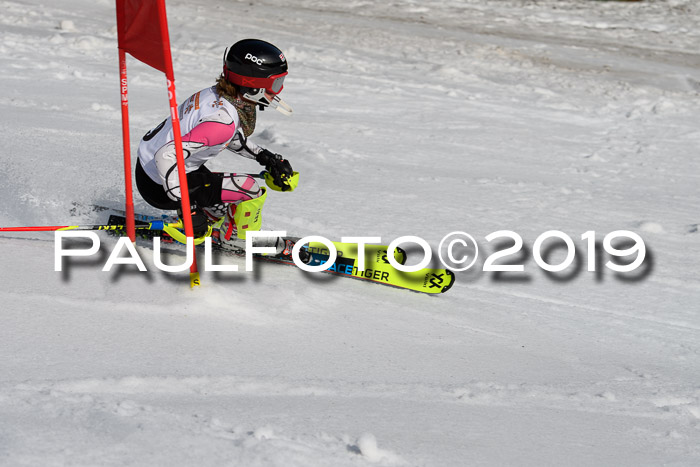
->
xmin=221 ymin=174 xmax=263 ymax=203
xmin=217 ymin=174 xmax=267 ymax=242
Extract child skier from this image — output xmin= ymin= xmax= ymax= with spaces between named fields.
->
xmin=135 ymin=38 xmax=299 ymax=256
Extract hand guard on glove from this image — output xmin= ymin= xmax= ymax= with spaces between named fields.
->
xmin=256 ymin=149 xmax=294 ymax=192
xmin=178 ymin=206 xmax=209 ymax=237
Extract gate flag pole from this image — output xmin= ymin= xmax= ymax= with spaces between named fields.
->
xmin=115 ymin=0 xmax=200 ymax=287
xmin=118 ymin=48 xmax=135 ymax=243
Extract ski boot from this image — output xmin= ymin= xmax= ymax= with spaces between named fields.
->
xmin=215 ymin=202 xmax=310 ymax=263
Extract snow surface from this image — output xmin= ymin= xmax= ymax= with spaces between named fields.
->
xmin=1 ymin=0 xmax=700 ymax=465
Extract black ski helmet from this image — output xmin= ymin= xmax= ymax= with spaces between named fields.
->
xmin=223 ymin=39 xmax=288 ymax=107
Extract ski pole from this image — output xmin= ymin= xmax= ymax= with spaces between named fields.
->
xmin=0 ymin=221 xmax=210 ymax=245
xmin=0 ymin=221 xmax=169 ymax=233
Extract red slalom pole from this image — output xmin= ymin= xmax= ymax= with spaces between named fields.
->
xmin=118 ymin=48 xmax=136 ymax=242
xmin=157 ymin=0 xmax=199 ymax=287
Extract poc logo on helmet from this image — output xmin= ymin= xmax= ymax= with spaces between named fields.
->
xmin=245 ymin=53 xmax=265 ymax=65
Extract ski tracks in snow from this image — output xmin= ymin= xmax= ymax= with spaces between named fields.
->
xmin=1 ymin=372 xmax=699 ymax=465
xmin=1 ymin=377 xmax=409 ymax=466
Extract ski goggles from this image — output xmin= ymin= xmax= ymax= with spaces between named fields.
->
xmin=223 ymin=68 xmax=287 ymax=95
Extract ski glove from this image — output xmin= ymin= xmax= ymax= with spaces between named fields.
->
xmin=256 ymin=149 xmax=294 ymax=192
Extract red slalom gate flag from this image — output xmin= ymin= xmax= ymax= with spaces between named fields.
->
xmin=116 ymin=0 xmax=172 ymax=76
xmin=115 ymin=0 xmax=200 ymax=287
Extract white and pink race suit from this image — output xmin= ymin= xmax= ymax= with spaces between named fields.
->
xmin=136 ymin=85 xmax=265 ymax=214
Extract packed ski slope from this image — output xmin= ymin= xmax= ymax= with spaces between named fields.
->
xmin=1 ymin=0 xmax=699 ymax=465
